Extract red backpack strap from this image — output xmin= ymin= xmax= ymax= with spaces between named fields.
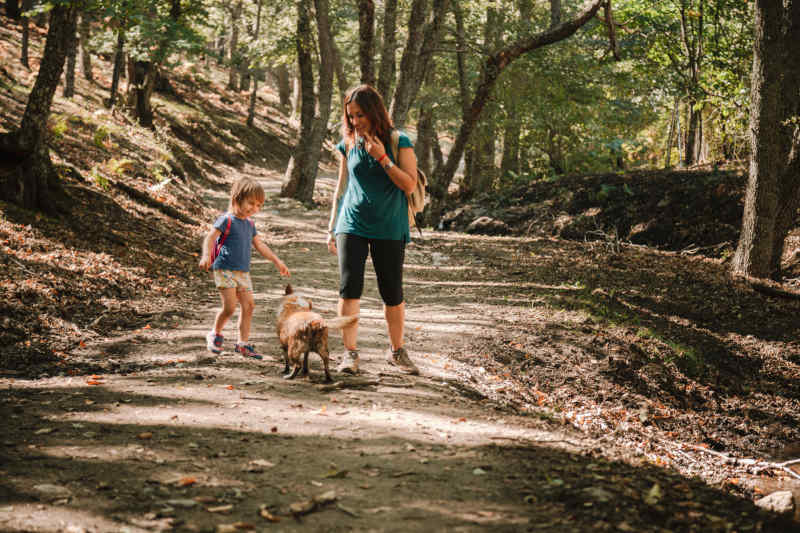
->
xmin=218 ymin=214 xmax=233 ymax=246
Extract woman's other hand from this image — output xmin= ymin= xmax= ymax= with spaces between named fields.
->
xmin=327 ymin=232 xmax=337 ymax=255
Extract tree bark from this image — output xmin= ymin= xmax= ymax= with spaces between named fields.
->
xmin=0 ymin=3 xmax=79 ymax=212
xmin=732 ymin=0 xmax=800 ymax=279
xmin=5 ymin=0 xmax=20 ymax=19
xmin=227 ymin=1 xmax=243 ymax=90
xmin=20 ymin=0 xmax=31 ymax=68
xmin=128 ymin=0 xmax=181 ymax=127
xmin=390 ymin=0 xmax=449 ymax=128
xmin=358 ymin=0 xmax=375 ymax=86
xmin=247 ymin=0 xmax=263 ymax=128
xmin=282 ymin=0 xmax=335 ymax=203
xmin=274 ymin=64 xmax=291 ymax=108
xmin=377 ymin=0 xmax=397 ymax=102
xmin=108 ymin=27 xmax=125 ymax=109
xmin=463 ymin=6 xmax=502 ymax=197
xmin=550 ymin=0 xmax=562 ymax=27
xmin=62 ymin=21 xmax=79 ymax=98
xmin=330 ymin=39 xmax=349 ymax=102
xmin=427 ymin=0 xmax=604 ymax=221
xmin=79 ymin=12 xmax=93 ymax=81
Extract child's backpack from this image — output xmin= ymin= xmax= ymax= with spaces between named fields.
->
xmin=389 ymin=130 xmax=427 ymax=235
xmin=211 ymin=214 xmax=232 ymax=263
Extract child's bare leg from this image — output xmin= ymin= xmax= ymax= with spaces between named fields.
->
xmin=213 ymin=288 xmax=238 ymax=334
xmin=236 ymin=289 xmax=255 ymax=343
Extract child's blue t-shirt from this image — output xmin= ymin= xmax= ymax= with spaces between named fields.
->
xmin=211 ymin=213 xmax=257 ymax=271
xmin=334 ymin=130 xmax=414 ymax=242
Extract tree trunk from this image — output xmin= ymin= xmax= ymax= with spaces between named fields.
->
xmin=390 ymin=0 xmax=449 ymax=128
xmin=227 ymin=1 xmax=243 ymax=90
xmin=732 ymin=0 xmax=800 ymax=279
xmin=358 ymin=0 xmax=375 ymax=86
xmin=462 ymin=6 xmax=502 ymax=197
xmin=282 ymin=0 xmax=335 ymax=203
xmin=129 ymin=0 xmax=181 ymax=127
xmin=427 ymin=0 xmax=604 ymax=221
xmin=684 ymin=101 xmax=699 ymax=165
xmin=20 ymin=0 xmax=31 ymax=68
xmin=377 ymin=0 xmax=397 ymax=102
xmin=0 ymin=3 xmax=79 ymax=212
xmin=247 ymin=0 xmax=263 ymax=128
xmin=5 ymin=0 xmax=20 ymax=19
xmin=665 ymin=97 xmax=679 ymax=168
xmin=550 ymin=0 xmax=562 ymax=27
xmin=79 ymin=12 xmax=93 ymax=81
xmin=330 ymin=40 xmax=349 ymax=102
xmin=132 ymin=61 xmax=156 ymax=127
xmin=274 ymin=64 xmax=291 ymax=108
xmin=107 ymin=28 xmax=125 ymax=109
xmin=62 ymin=21 xmax=78 ymax=98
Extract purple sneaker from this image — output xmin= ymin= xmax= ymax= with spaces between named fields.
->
xmin=235 ymin=343 xmax=263 ymax=360
xmin=206 ymin=331 xmax=223 ymax=354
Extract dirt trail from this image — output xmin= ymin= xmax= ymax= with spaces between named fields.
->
xmin=0 ymin=169 xmax=793 ymax=532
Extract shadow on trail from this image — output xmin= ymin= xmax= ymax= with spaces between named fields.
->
xmin=0 ymin=385 xmax=791 ymax=533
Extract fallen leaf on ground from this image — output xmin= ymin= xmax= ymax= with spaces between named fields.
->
xmin=137 ymin=432 xmax=153 ymax=440
xmin=206 ymin=504 xmax=233 ymax=514
xmin=258 ymin=507 xmax=280 ymax=522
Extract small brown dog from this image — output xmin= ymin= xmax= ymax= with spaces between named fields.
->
xmin=276 ymin=284 xmax=358 ymax=382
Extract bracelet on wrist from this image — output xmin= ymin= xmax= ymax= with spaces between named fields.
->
xmin=377 ymin=153 xmax=388 ymax=164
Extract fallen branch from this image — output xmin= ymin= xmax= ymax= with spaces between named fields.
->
xmin=737 ymin=275 xmax=800 ymax=301
xmin=685 ymin=445 xmax=800 ymax=480
xmin=317 ymin=378 xmax=380 ymax=392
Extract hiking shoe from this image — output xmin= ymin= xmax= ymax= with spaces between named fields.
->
xmin=388 ymin=346 xmax=419 ymax=375
xmin=206 ymin=331 xmax=223 ymax=354
xmin=235 ymin=343 xmax=263 ymax=360
xmin=337 ymin=350 xmax=360 ymax=374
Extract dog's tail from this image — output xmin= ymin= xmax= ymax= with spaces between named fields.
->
xmin=324 ymin=315 xmax=359 ymax=330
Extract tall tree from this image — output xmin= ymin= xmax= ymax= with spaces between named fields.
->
xmin=62 ymin=21 xmax=79 ymax=98
xmin=731 ymin=1 xmax=800 ymax=279
xmin=390 ymin=0 xmax=450 ymax=128
xmin=427 ymin=0 xmax=604 ymax=220
xmin=5 ymin=0 xmax=21 ymax=19
xmin=358 ymin=0 xmax=375 ymax=86
xmin=246 ymin=0 xmax=264 ymax=128
xmin=376 ymin=0 xmax=398 ymax=101
xmin=226 ymin=1 xmax=244 ymax=90
xmin=20 ymin=0 xmax=32 ymax=68
xmin=79 ymin=11 xmax=93 ymax=81
xmin=126 ymin=0 xmax=191 ymax=128
xmin=281 ymin=0 xmax=335 ymax=203
xmin=0 ymin=2 xmax=80 ymax=212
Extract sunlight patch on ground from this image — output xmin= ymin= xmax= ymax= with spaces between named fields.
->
xmin=55 ymin=380 xmax=567 ymax=448
xmin=0 ymin=504 xmax=151 ymax=533
xmin=401 ymin=500 xmax=531 ymax=526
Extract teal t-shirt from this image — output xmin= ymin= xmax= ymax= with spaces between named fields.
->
xmin=334 ymin=130 xmax=413 ymax=242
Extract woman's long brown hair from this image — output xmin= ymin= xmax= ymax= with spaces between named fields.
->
xmin=341 ymin=84 xmax=394 ymax=149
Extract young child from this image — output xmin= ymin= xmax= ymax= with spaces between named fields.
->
xmin=199 ymin=177 xmax=290 ymax=358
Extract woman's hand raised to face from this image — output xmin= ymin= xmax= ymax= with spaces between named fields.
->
xmin=362 ymin=132 xmax=387 ymax=161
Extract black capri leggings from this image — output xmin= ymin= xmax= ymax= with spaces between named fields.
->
xmin=336 ymin=233 xmax=405 ymax=306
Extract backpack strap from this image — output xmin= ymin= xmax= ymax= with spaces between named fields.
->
xmin=218 ymin=213 xmax=233 ymax=246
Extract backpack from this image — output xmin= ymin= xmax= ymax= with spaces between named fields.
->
xmin=388 ymin=130 xmax=427 ymax=235
xmin=211 ymin=214 xmax=232 ymax=263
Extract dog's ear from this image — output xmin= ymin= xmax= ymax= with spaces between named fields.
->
xmin=285 ymin=284 xmax=293 ymax=295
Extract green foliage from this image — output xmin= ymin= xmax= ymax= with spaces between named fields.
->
xmin=50 ymin=115 xmax=69 ymax=140
xmin=93 ymin=125 xmax=110 ymax=149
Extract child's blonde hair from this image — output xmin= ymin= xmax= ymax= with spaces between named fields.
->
xmin=229 ymin=177 xmax=265 ymax=209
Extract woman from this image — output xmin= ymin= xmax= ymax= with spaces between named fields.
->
xmin=326 ymin=84 xmax=419 ymax=375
